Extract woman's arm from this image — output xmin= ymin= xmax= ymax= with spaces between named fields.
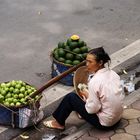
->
xmin=85 ymin=79 xmax=102 ymax=114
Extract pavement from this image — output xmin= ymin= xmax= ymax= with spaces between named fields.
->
xmin=63 ymin=89 xmax=140 ymax=140
xmin=0 ymin=40 xmax=139 ymax=140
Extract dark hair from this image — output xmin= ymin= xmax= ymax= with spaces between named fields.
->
xmin=89 ymin=47 xmax=111 ymax=66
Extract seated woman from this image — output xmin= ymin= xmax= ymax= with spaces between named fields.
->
xmin=43 ymin=47 xmax=124 ymax=130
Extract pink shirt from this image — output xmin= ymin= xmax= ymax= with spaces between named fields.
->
xmin=85 ymin=68 xmax=123 ymax=126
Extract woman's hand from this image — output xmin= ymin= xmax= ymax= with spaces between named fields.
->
xmin=79 ymin=90 xmax=88 ymax=102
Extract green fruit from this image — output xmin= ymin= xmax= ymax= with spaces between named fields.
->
xmin=19 ymin=93 xmax=24 ymax=98
xmin=4 ymin=87 xmax=9 ymax=93
xmin=26 ymin=85 xmax=31 ymax=89
xmin=1 ymin=83 xmax=6 ymax=88
xmin=0 ymin=95 xmax=4 ymax=103
xmin=4 ymin=101 xmax=10 ymax=107
xmin=58 ymin=42 xmax=65 ymax=49
xmin=65 ymin=53 xmax=74 ymax=60
xmin=70 ymin=42 xmax=78 ymax=49
xmin=24 ymin=91 xmax=28 ymax=96
xmin=82 ymin=53 xmax=88 ymax=58
xmin=75 ymin=54 xmax=83 ymax=61
xmin=1 ymin=90 xmax=6 ymax=96
xmin=54 ymin=53 xmax=59 ymax=60
xmin=9 ymin=87 xmax=14 ymax=92
xmin=78 ymin=40 xmax=85 ymax=47
xmin=17 ymin=80 xmax=24 ymax=85
xmin=6 ymin=83 xmax=11 ymax=88
xmin=53 ymin=48 xmax=59 ymax=55
xmin=20 ymin=98 xmax=26 ymax=103
xmin=22 ymin=82 xmax=26 ymax=86
xmin=80 ymin=46 xmax=88 ymax=53
xmin=5 ymin=98 xmax=8 ymax=102
xmin=64 ymin=45 xmax=71 ymax=51
xmin=31 ymin=87 xmax=36 ymax=91
xmin=72 ymin=60 xmax=81 ymax=65
xmin=58 ymin=49 xmax=65 ymax=57
xmin=16 ymin=102 xmax=21 ymax=107
xmin=72 ymin=48 xmax=81 ymax=54
xmin=65 ymin=60 xmax=73 ymax=65
xmin=7 ymin=98 xmax=13 ymax=103
xmin=6 ymin=93 xmax=12 ymax=98
xmin=58 ymin=57 xmax=65 ymax=63
xmin=27 ymin=89 xmax=32 ymax=94
xmin=66 ymin=38 xmax=72 ymax=46
xmin=11 ymin=80 xmax=16 ymax=87
xmin=10 ymin=102 xmax=15 ymax=107
xmin=20 ymin=87 xmax=25 ymax=93
xmin=13 ymin=94 xmax=18 ymax=99
xmin=64 ymin=42 xmax=67 ymax=47
xmin=15 ymin=84 xmax=22 ymax=89
xmin=13 ymin=98 xmax=18 ymax=103
xmin=13 ymin=88 xmax=20 ymax=94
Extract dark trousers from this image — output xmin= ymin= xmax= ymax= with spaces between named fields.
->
xmin=53 ymin=92 xmax=117 ymax=129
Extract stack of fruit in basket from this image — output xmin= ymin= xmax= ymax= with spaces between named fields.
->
xmin=53 ymin=35 xmax=89 ymax=66
xmin=0 ymin=80 xmax=40 ymax=107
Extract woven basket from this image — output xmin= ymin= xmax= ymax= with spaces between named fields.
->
xmin=0 ymin=81 xmax=41 ymax=128
xmin=73 ymin=66 xmax=89 ymax=96
xmin=50 ymin=52 xmax=74 ymax=86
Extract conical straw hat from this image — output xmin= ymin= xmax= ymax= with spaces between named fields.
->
xmin=73 ymin=66 xmax=89 ymax=96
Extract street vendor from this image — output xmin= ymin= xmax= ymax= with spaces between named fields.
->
xmin=43 ymin=47 xmax=124 ymax=130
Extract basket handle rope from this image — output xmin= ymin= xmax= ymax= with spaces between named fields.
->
xmin=63 ymin=49 xmax=84 ymax=59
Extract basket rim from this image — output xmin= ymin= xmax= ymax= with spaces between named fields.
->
xmin=73 ymin=66 xmax=88 ymax=96
xmin=50 ymin=51 xmax=73 ymax=67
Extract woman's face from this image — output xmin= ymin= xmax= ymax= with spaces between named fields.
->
xmin=86 ymin=54 xmax=102 ymax=73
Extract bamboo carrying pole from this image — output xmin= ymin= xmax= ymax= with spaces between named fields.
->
xmin=29 ymin=60 xmax=86 ymax=98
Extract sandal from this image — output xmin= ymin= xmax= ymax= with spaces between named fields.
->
xmin=43 ymin=120 xmax=65 ymax=130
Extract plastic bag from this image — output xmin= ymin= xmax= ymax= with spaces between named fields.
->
xmin=19 ymin=107 xmax=44 ymax=128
